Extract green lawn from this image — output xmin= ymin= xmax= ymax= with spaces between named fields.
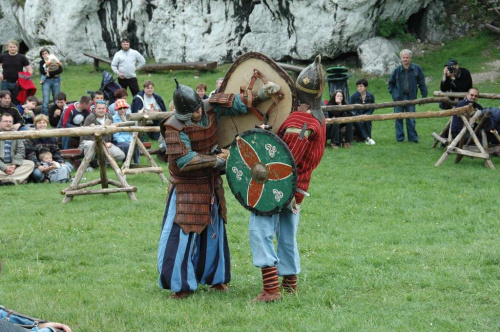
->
xmin=1 ymin=31 xmax=499 ymax=331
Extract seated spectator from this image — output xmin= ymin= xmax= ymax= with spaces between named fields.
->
xmin=0 ymin=113 xmax=34 ymax=185
xmin=38 ymin=150 xmax=72 ymax=183
xmin=350 ymin=79 xmax=376 ymax=145
xmin=17 ymin=96 xmax=39 ymax=130
xmin=59 ymin=95 xmax=92 ymax=149
xmin=209 ymin=77 xmax=224 ymax=97
xmin=327 ymin=90 xmax=353 ymax=149
xmin=196 ymin=83 xmax=209 ymax=100
xmin=26 ymin=114 xmax=73 ymax=183
xmin=483 ymin=107 xmax=500 ymax=144
xmin=451 ymin=87 xmax=482 ymax=139
xmin=130 ymin=80 xmax=166 ymax=140
xmin=107 ymin=88 xmax=128 ymax=116
xmin=49 ymin=92 xmax=68 ymax=128
xmin=0 ymin=90 xmax=23 ymax=131
xmin=89 ymin=90 xmax=105 ymax=114
xmin=112 ymin=99 xmax=139 ymax=164
xmin=79 ymin=101 xmax=125 ymax=167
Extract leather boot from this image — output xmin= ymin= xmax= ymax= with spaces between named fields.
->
xmin=209 ymin=283 xmax=230 ymax=292
xmin=170 ymin=291 xmax=193 ymax=300
xmin=281 ymin=275 xmax=297 ymax=293
xmin=251 ymin=266 xmax=282 ymax=303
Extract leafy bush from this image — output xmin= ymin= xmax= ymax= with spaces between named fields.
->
xmin=376 ymin=18 xmax=416 ymax=42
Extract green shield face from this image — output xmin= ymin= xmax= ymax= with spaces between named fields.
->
xmin=226 ymin=128 xmax=297 ymax=215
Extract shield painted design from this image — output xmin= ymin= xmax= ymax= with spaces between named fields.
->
xmin=217 ymin=51 xmax=298 ymax=148
xmin=226 ymin=128 xmax=297 ymax=215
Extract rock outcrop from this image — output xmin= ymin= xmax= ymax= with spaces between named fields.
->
xmin=0 ymin=0 xmax=455 ymax=71
xmin=357 ymin=37 xmax=400 ymax=75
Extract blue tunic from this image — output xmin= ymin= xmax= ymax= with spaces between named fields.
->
xmin=157 ymin=96 xmax=247 ymax=292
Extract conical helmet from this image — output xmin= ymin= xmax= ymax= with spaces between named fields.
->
xmin=173 ymin=78 xmax=203 ymax=123
xmin=295 ymin=55 xmax=325 ymax=123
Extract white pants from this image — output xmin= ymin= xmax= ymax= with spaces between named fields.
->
xmin=0 ymin=160 xmax=35 ymax=184
xmin=79 ymin=140 xmax=125 ymax=163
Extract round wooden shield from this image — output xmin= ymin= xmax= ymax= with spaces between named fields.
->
xmin=217 ymin=52 xmax=298 ymax=148
xmin=226 ymin=128 xmax=297 ymax=216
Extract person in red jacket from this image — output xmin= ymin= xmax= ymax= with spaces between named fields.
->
xmin=248 ymin=55 xmax=326 ymax=302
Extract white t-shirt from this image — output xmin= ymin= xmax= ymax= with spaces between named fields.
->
xmin=143 ymin=94 xmax=159 ymax=111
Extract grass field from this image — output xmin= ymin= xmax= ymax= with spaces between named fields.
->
xmin=1 ymin=31 xmax=500 ymax=331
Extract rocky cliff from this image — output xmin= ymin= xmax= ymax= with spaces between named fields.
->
xmin=0 ymin=0 xmax=446 ymax=69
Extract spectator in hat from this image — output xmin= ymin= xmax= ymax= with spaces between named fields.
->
xmin=440 ymin=59 xmax=472 ymax=109
xmin=112 ymin=99 xmax=139 ymax=164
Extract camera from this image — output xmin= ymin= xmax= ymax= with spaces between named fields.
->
xmin=447 ymin=65 xmax=455 ymax=74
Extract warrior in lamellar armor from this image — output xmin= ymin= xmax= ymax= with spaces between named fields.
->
xmin=157 ymin=78 xmax=280 ymax=299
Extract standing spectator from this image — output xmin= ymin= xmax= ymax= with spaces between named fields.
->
xmin=49 ymin=92 xmax=67 ymax=128
xmin=112 ymin=99 xmax=139 ymax=164
xmin=130 ymin=80 xmax=166 ymax=140
xmin=59 ymin=95 xmax=91 ymax=149
xmin=327 ymin=90 xmax=353 ymax=149
xmin=25 ymin=114 xmax=73 ymax=183
xmin=0 ymin=90 xmax=23 ymax=130
xmin=196 ymin=83 xmax=209 ymax=99
xmin=111 ymin=38 xmax=146 ymax=97
xmin=0 ymin=40 xmax=33 ymax=99
xmin=0 ymin=113 xmax=34 ymax=185
xmin=350 ymin=78 xmax=376 ymax=145
xmin=209 ymin=77 xmax=224 ymax=97
xmin=388 ymin=49 xmax=428 ymax=143
xmin=39 ymin=48 xmax=63 ymax=116
xmin=79 ymin=101 xmax=125 ymax=165
xmin=439 ymin=59 xmax=473 ymax=109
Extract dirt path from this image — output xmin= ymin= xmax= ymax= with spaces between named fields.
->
xmin=472 ymin=60 xmax=500 ymax=84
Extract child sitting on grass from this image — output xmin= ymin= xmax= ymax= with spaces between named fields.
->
xmin=39 ymin=150 xmax=72 ymax=183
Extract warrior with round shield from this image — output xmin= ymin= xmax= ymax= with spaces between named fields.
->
xmin=157 ymin=78 xmax=280 ymax=299
xmin=248 ymin=55 xmax=326 ymax=302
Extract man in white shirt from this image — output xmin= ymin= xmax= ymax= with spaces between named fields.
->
xmin=111 ymin=38 xmax=146 ymax=97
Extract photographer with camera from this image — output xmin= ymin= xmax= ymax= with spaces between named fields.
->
xmin=440 ymin=59 xmax=472 ymax=109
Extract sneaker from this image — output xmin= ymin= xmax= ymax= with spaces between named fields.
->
xmin=344 ymin=143 xmax=353 ymax=148
xmin=85 ymin=166 xmax=95 ymax=172
xmin=330 ymin=143 xmax=340 ymax=149
xmin=365 ymin=138 xmax=376 ymax=145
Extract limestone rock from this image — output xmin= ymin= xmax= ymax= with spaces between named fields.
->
xmin=1 ymin=0 xmax=448 ymax=67
xmin=357 ymin=37 xmax=400 ymax=76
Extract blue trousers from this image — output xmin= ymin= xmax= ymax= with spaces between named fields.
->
xmin=157 ymin=188 xmax=231 ymax=292
xmin=394 ymin=103 xmax=418 ymax=142
xmin=354 ymin=109 xmax=374 ymax=140
xmin=249 ymin=209 xmax=300 ymax=276
xmin=42 ymin=76 xmax=61 ymax=116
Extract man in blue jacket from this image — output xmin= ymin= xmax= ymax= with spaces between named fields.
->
xmin=388 ymin=49 xmax=428 ymax=143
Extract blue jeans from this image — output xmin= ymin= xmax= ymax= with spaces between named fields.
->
xmin=42 ymin=76 xmax=61 ymax=116
xmin=1 ymin=80 xmax=17 ymax=99
xmin=249 ymin=209 xmax=301 ymax=276
xmin=394 ymin=103 xmax=418 ymax=142
xmin=354 ymin=109 xmax=374 ymax=140
xmin=115 ymin=142 xmax=140 ymax=164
